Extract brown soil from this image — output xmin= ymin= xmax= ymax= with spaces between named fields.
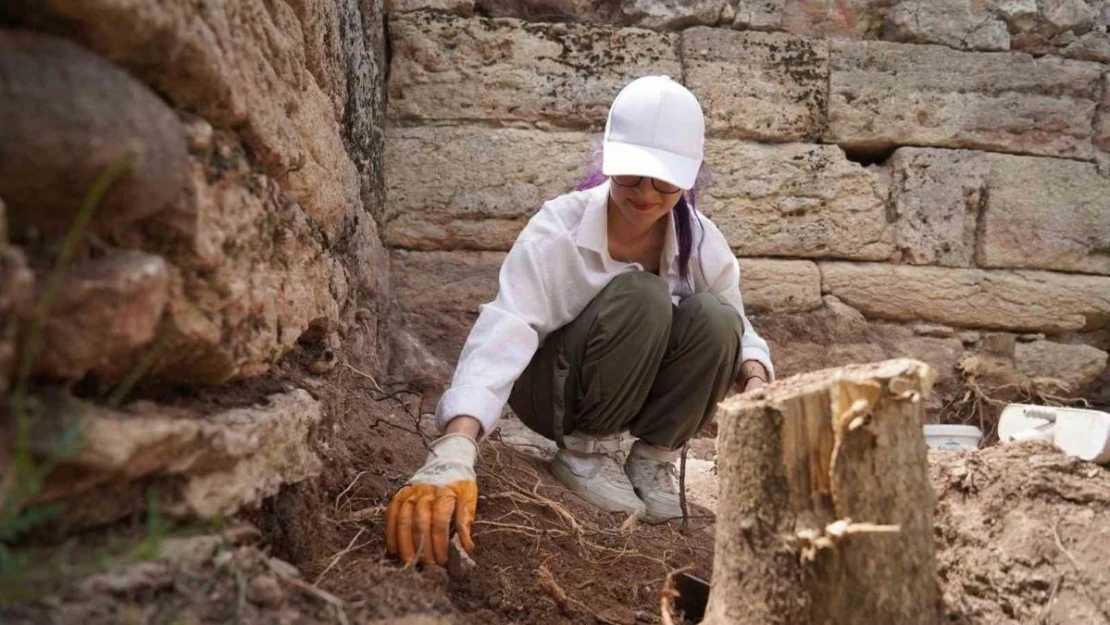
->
xmin=933 ymin=443 xmax=1110 ymax=625
xmin=4 ymin=346 xmax=1110 ymax=625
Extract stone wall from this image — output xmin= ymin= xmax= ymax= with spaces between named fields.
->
xmin=384 ymin=1 xmax=1110 ymax=410
xmin=0 ymin=1 xmax=390 ymax=524
xmin=1 ymin=0 xmax=390 ymax=388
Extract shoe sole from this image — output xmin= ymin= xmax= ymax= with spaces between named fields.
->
xmin=550 ymin=459 xmax=646 ymax=515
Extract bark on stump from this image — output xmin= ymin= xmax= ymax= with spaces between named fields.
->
xmin=703 ymin=358 xmax=939 ymax=625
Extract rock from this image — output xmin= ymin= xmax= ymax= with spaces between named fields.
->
xmin=246 ymin=575 xmax=284 ymax=606
xmin=389 ymin=328 xmax=455 ymax=393
xmin=391 ymin=250 xmax=504 ymax=365
xmin=1042 ymin=0 xmax=1097 ymax=34
xmin=621 ymin=0 xmax=727 ymax=30
xmin=700 ymin=141 xmax=893 ymax=261
xmin=888 ymin=148 xmax=987 ymax=267
xmin=1064 ymin=30 xmax=1110 ymax=61
xmin=1014 ymin=340 xmax=1109 ymax=390
xmin=32 ymin=390 xmax=324 ymax=524
xmin=148 ymin=152 xmax=350 ymax=385
xmin=5 ymin=0 xmax=371 ymax=241
xmin=997 ymin=0 xmax=1040 ymax=32
xmin=0 ymin=212 xmax=33 ymax=395
xmin=682 ymin=29 xmax=828 ymax=142
xmin=0 ymin=30 xmax=188 ymax=239
xmin=1096 ymin=71 xmax=1110 ymax=173
xmin=388 ymin=0 xmax=476 ymax=15
xmin=975 ymin=153 xmax=1110 ymax=275
xmin=385 ymin=126 xmax=590 ymax=251
xmin=387 ymin=12 xmax=680 ymax=126
xmin=882 ymin=0 xmax=1010 ymax=51
xmin=889 ymin=147 xmax=1110 ymax=274
xmin=731 ymin=0 xmax=785 ymax=30
xmin=738 ymin=259 xmax=822 ymax=314
xmin=474 ymin=0 xmax=622 ymax=23
xmin=752 ymin=305 xmax=966 ymax=410
xmin=820 ymin=262 xmax=1110 ymax=333
xmin=826 ymin=40 xmax=1102 ymax=160
xmin=733 ymin=0 xmax=891 ymax=38
xmin=20 ymin=251 xmax=170 ymax=383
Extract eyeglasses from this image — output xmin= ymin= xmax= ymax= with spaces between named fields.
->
xmin=611 ymin=175 xmax=683 ymax=194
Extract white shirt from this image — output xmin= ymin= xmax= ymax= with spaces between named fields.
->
xmin=435 ymin=181 xmax=775 ymax=436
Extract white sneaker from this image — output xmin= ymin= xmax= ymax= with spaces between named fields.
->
xmin=624 ymin=441 xmax=683 ymax=524
xmin=550 ymin=449 xmax=646 ymax=515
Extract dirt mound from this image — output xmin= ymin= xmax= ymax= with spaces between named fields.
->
xmin=932 ymin=442 xmax=1110 ymax=625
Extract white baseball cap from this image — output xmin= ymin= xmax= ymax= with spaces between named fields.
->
xmin=602 ymin=76 xmax=705 ymax=191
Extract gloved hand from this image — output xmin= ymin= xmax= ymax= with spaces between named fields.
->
xmin=385 ymin=433 xmax=478 ymax=566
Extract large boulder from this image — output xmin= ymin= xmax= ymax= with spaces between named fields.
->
xmin=0 ymin=30 xmax=188 ymax=239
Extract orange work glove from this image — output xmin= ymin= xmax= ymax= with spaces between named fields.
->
xmin=385 ymin=433 xmax=478 ymax=566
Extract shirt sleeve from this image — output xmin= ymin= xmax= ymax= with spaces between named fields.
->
xmin=435 ymin=238 xmax=561 ymax=437
xmin=697 ymin=222 xmax=776 ymax=381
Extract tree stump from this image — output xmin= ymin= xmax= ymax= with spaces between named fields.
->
xmin=703 ymin=359 xmax=939 ymax=625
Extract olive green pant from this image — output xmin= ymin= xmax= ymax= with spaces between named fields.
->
xmin=508 ymin=272 xmax=745 ymax=452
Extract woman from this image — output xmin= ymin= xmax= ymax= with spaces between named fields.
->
xmin=385 ymin=76 xmax=774 ymax=567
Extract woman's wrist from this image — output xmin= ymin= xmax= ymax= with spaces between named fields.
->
xmin=739 ymin=360 xmax=769 ymax=385
xmin=445 ymin=415 xmax=483 ymax=440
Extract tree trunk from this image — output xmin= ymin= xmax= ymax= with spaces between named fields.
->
xmin=703 ymin=359 xmax=939 ymax=625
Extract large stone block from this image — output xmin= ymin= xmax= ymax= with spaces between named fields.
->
xmin=5 ymin=0 xmax=367 ymax=240
xmin=682 ymin=28 xmax=828 ymax=141
xmin=385 ymin=126 xmax=590 ymax=251
xmin=976 ymin=153 xmax=1110 ymax=275
xmin=1014 ymin=339 xmax=1109 ymax=390
xmin=0 ymin=31 xmax=188 ymax=239
xmin=32 ymin=390 xmax=323 ymax=522
xmin=738 ymin=259 xmax=822 ymax=313
xmin=146 ymin=151 xmax=350 ymax=385
xmin=387 ymin=12 xmax=680 ymax=126
xmin=882 ymin=0 xmax=1011 ymax=51
xmin=887 ymin=148 xmax=987 ymax=267
xmin=821 ymin=262 xmax=1110 ymax=333
xmin=889 ymin=147 xmax=1110 ymax=274
xmin=731 ymin=0 xmax=891 ymax=37
xmin=26 ymin=251 xmax=170 ymax=383
xmin=826 ymin=40 xmax=1102 ymax=160
xmin=700 ymin=141 xmax=894 ymax=261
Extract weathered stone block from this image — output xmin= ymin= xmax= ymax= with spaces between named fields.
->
xmin=6 ymin=0 xmax=368 ymax=240
xmin=682 ymin=28 xmax=828 ymax=141
xmin=888 ymin=148 xmax=987 ymax=267
xmin=28 ymin=251 xmax=170 ymax=383
xmin=701 ymin=141 xmax=894 ymax=260
xmin=826 ymin=40 xmax=1102 ymax=160
xmin=1014 ymin=339 xmax=1109 ymax=390
xmin=889 ymin=147 xmax=1110 ymax=274
xmin=32 ymin=390 xmax=323 ymax=522
xmin=622 ymin=0 xmax=728 ymax=29
xmin=976 ymin=153 xmax=1110 ymax=275
xmin=387 ymin=12 xmax=680 ymax=126
xmin=821 ymin=262 xmax=1110 ymax=333
xmin=0 ymin=31 xmax=188 ymax=239
xmin=732 ymin=0 xmax=891 ymax=38
xmin=738 ymin=258 xmax=822 ymax=313
xmin=388 ymin=0 xmax=476 ymax=15
xmin=882 ymin=0 xmax=1010 ymax=51
xmin=385 ymin=126 xmax=590 ymax=251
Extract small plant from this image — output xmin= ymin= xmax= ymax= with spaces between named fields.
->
xmin=1 ymin=152 xmax=137 ymax=574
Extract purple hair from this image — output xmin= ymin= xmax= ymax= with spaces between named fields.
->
xmin=576 ymin=137 xmax=713 ymax=284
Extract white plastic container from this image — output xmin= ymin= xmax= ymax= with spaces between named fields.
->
xmin=1054 ymin=408 xmax=1110 ymax=465
xmin=924 ymin=424 xmax=982 ymax=451
xmin=998 ymin=404 xmax=1056 ymax=443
